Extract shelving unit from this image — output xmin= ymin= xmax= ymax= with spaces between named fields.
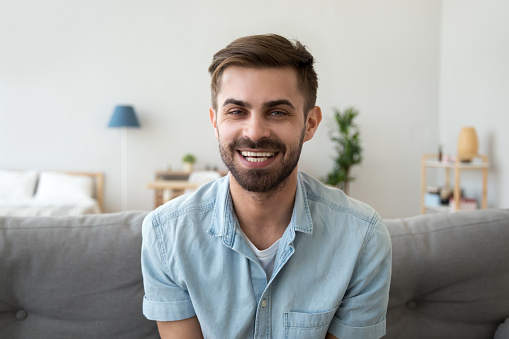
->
xmin=420 ymin=154 xmax=489 ymax=214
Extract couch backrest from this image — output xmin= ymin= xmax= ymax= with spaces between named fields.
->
xmin=0 ymin=211 xmax=159 ymax=339
xmin=385 ymin=209 xmax=509 ymax=339
xmin=2 ymin=208 xmax=508 ymax=339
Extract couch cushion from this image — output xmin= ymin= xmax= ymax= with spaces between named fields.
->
xmin=385 ymin=209 xmax=509 ymax=339
xmin=0 ymin=211 xmax=159 ymax=339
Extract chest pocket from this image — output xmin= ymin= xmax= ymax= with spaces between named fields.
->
xmin=284 ymin=305 xmax=339 ymax=339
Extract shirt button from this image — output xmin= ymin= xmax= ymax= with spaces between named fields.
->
xmin=261 ymin=299 xmax=267 ymax=308
xmin=16 ymin=310 xmax=28 ymax=320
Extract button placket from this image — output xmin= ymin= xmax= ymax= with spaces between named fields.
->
xmin=254 ymin=287 xmax=272 ymax=339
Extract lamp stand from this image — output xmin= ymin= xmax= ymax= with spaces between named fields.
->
xmin=121 ymin=128 xmax=128 ymax=211
xmin=108 ymin=105 xmax=140 ymax=211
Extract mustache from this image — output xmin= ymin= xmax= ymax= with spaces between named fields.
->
xmin=231 ymin=137 xmax=286 ymax=152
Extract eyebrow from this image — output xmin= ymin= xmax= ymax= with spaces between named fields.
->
xmin=222 ymin=98 xmax=295 ymax=110
xmin=263 ymin=99 xmax=295 ymax=110
xmin=222 ymin=98 xmax=251 ymax=108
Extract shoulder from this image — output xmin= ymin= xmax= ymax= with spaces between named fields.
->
xmin=298 ymin=171 xmax=391 ymax=256
xmin=299 ymin=171 xmax=380 ymax=225
xmin=142 ymin=176 xmax=229 ymax=274
xmin=143 ymin=176 xmax=226 ymax=235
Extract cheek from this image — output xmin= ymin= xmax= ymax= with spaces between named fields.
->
xmin=216 ymin=122 xmax=238 ymax=141
xmin=278 ymin=125 xmax=304 ymax=143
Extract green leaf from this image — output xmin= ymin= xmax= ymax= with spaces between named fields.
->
xmin=324 ymin=106 xmax=363 ymax=193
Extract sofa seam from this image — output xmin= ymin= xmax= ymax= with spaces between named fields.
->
xmin=391 ymin=217 xmax=509 ymax=239
xmin=0 ymin=222 xmax=141 ymax=230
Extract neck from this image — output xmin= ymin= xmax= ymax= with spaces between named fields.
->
xmin=230 ymin=169 xmax=298 ymax=250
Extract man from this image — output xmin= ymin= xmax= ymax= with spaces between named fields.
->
xmin=141 ymin=34 xmax=392 ymax=339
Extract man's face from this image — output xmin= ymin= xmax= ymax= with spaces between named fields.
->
xmin=210 ymin=66 xmax=320 ymax=194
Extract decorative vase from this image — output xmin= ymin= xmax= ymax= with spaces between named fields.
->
xmin=457 ymin=127 xmax=478 ymax=162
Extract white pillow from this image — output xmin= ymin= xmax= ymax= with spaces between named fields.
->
xmin=0 ymin=169 xmax=38 ymax=200
xmin=34 ymin=171 xmax=93 ymax=202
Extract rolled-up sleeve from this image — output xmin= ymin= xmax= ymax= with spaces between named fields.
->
xmin=141 ymin=212 xmax=196 ymax=321
xmin=328 ymin=215 xmax=392 ymax=339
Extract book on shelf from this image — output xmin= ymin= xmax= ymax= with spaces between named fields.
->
xmin=449 ymin=198 xmax=477 ymax=211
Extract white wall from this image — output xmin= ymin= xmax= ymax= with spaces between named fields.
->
xmin=0 ymin=0 xmax=441 ymax=218
xmin=439 ymin=0 xmax=509 ymax=209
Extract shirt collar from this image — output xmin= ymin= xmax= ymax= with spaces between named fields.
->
xmin=207 ymin=171 xmax=313 ymax=244
xmin=290 ymin=172 xmax=313 ymax=234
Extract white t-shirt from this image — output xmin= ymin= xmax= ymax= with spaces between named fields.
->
xmin=239 ymin=228 xmax=281 ymax=281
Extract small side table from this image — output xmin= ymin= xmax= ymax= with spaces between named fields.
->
xmin=146 ymin=180 xmax=200 ymax=209
xmin=148 ymin=170 xmax=228 ymax=209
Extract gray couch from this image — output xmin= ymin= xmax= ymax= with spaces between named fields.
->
xmin=385 ymin=209 xmax=509 ymax=339
xmin=1 ymin=209 xmax=508 ymax=339
xmin=0 ymin=211 xmax=159 ymax=339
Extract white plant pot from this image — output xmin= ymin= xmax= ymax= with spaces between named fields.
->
xmin=183 ymin=162 xmax=194 ymax=173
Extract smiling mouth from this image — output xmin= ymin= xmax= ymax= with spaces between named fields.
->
xmin=240 ymin=151 xmax=276 ymax=163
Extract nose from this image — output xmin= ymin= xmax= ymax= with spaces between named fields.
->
xmin=243 ymin=114 xmax=270 ymax=142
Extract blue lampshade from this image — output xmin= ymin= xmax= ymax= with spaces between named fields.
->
xmin=108 ymin=105 xmax=140 ymax=128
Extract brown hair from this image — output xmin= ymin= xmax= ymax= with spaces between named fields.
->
xmin=208 ymin=34 xmax=318 ymax=114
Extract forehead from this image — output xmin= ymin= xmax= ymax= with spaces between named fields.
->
xmin=217 ymin=66 xmax=303 ymax=106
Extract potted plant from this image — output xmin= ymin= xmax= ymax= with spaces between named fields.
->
xmin=325 ymin=107 xmax=363 ymax=195
xmin=182 ymin=153 xmax=196 ymax=172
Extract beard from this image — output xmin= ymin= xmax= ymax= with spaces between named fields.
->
xmin=218 ymin=128 xmax=305 ymax=194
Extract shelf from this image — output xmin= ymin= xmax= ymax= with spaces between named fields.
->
xmin=424 ymin=160 xmax=488 ymax=169
xmin=421 ymin=153 xmax=489 ymax=214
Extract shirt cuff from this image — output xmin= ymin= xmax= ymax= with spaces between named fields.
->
xmin=328 ymin=317 xmax=386 ymax=339
xmin=142 ymin=296 xmax=196 ymax=321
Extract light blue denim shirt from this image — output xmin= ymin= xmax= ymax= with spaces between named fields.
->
xmin=142 ymin=171 xmax=392 ymax=339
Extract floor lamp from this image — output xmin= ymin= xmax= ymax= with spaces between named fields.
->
xmin=108 ymin=105 xmax=140 ymax=211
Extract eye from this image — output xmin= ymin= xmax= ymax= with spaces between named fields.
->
xmin=268 ymin=110 xmax=287 ymax=116
xmin=227 ymin=110 xmax=246 ymax=116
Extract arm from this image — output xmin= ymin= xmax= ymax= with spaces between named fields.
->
xmin=328 ymin=216 xmax=392 ymax=338
xmin=326 ymin=333 xmax=339 ymax=339
xmin=141 ymin=213 xmax=199 ymax=330
xmin=157 ymin=316 xmax=203 ymax=339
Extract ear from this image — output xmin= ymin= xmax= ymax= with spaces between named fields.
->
xmin=209 ymin=107 xmax=219 ymax=140
xmin=303 ymin=106 xmax=322 ymax=142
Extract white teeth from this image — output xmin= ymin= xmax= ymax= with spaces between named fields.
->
xmin=239 ymin=151 xmax=276 ymax=163
xmin=240 ymin=151 xmax=275 ymax=157
xmin=245 ymin=157 xmax=268 ymax=162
